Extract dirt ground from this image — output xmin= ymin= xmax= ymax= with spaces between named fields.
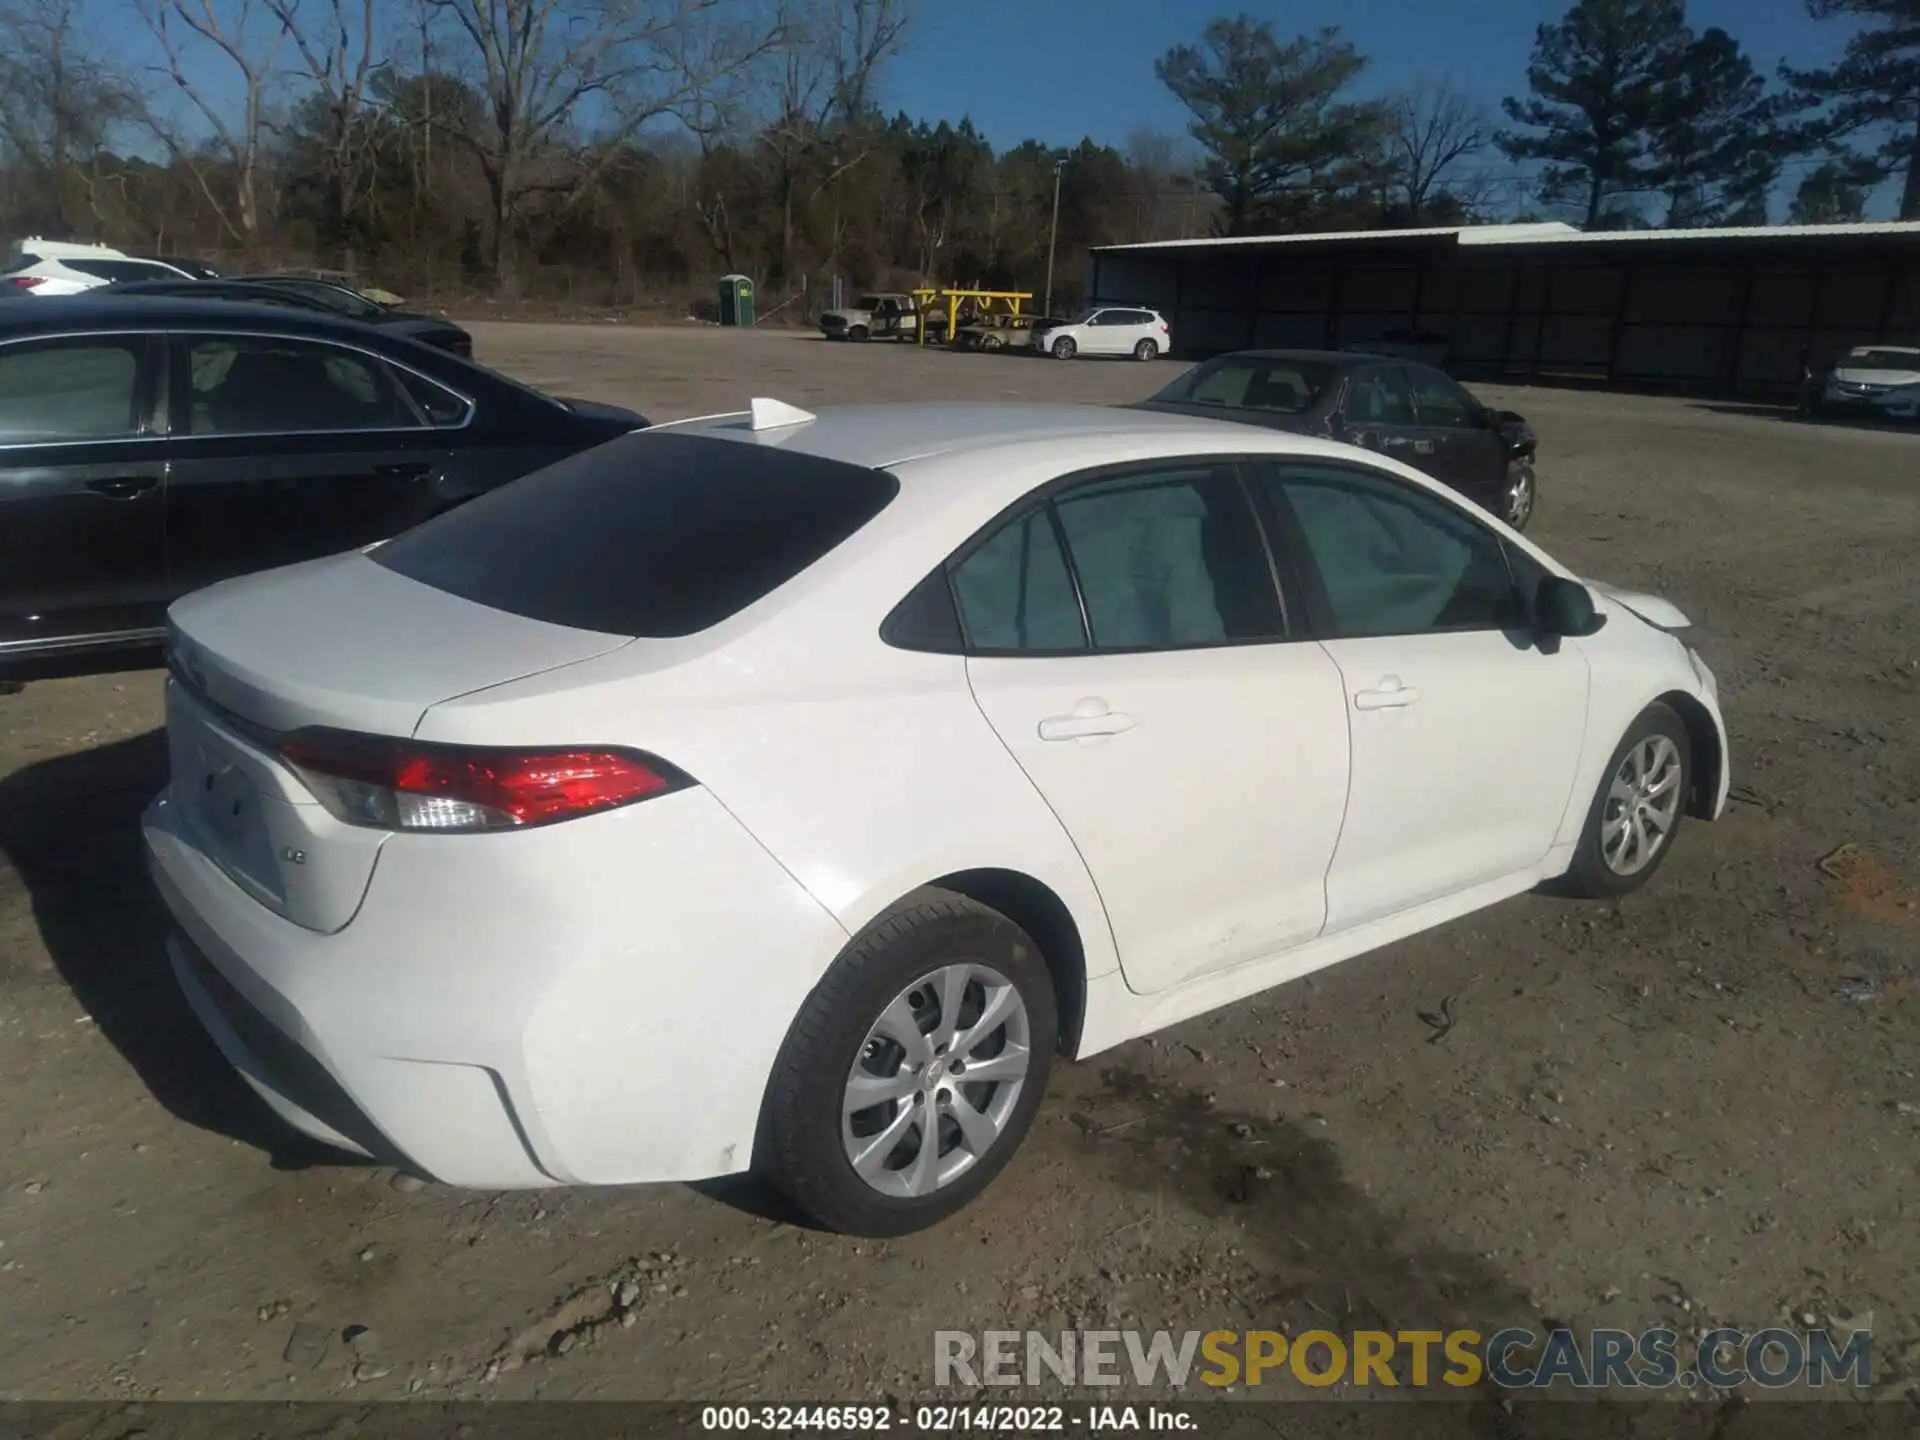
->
xmin=1 ymin=324 xmax=1916 ymax=1410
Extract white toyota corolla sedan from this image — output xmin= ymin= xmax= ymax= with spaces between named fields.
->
xmin=144 ymin=399 xmax=1729 ymax=1236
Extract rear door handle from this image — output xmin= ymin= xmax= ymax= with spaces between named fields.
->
xmin=1381 ymin=435 xmax=1412 ymax=448
xmin=85 ymin=475 xmax=158 ymax=500
xmin=1038 ymin=698 xmax=1137 ymax=743
xmin=374 ymin=461 xmax=434 ymax=479
xmin=1354 ymin=676 xmax=1421 ymax=710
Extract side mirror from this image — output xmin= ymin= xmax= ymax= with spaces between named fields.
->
xmin=1535 ymin=576 xmax=1607 ymax=638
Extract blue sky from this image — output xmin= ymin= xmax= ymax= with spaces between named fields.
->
xmin=892 ymin=0 xmax=1847 ymax=150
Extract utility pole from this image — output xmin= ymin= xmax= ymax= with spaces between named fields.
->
xmin=1042 ymin=158 xmax=1064 ymax=316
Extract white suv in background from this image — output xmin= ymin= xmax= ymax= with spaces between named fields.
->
xmin=1031 ymin=306 xmax=1171 ymax=361
xmin=3 ymin=239 xmax=217 ymax=296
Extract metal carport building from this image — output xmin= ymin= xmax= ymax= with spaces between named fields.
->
xmin=1086 ymin=219 xmax=1920 ymax=400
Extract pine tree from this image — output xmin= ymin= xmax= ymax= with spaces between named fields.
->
xmin=1156 ymin=16 xmax=1388 ymax=235
xmin=1784 ymin=0 xmax=1920 ymax=219
xmin=1648 ymin=28 xmax=1780 ymax=225
xmin=1498 ymin=0 xmax=1690 ymax=228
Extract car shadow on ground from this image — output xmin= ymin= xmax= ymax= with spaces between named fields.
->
xmin=1688 ymin=400 xmax=1917 ymax=433
xmin=0 ymin=726 xmax=357 ymax=1172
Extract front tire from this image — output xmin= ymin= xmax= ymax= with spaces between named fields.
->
xmin=1133 ymin=339 xmax=1158 ymax=361
xmin=980 ymin=333 xmax=1004 ymax=352
xmin=760 ymin=891 xmax=1057 ymax=1237
xmin=1561 ymin=704 xmax=1691 ymax=899
xmin=1502 ymin=461 xmax=1537 ymax=530
xmin=849 ymin=325 xmax=869 ymax=343
xmin=1051 ymin=336 xmax=1077 ymax=360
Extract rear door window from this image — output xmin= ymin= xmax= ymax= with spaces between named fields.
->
xmin=1344 ymin=366 xmax=1417 ymax=425
xmin=0 ymin=339 xmax=144 ymax=443
xmin=181 ymin=335 xmax=423 ymax=435
xmin=372 ymin=432 xmax=900 ymax=637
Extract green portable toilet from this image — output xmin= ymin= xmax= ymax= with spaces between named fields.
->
xmin=718 ymin=274 xmax=756 ymax=327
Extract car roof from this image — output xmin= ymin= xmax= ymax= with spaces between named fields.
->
xmin=680 ymin=400 xmax=1367 ymax=473
xmin=1849 ymin=344 xmax=1920 ymax=354
xmin=0 ymin=294 xmax=391 ymax=339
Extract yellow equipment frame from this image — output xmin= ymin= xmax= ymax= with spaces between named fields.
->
xmin=911 ymin=288 xmax=1034 ymax=346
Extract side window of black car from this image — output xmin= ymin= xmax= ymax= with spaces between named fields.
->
xmin=1344 ymin=367 xmax=1416 ymax=425
xmin=1407 ymin=366 xmax=1480 ymax=427
xmin=182 ymin=336 xmax=424 ymax=436
xmin=0 ymin=339 xmax=143 ymax=443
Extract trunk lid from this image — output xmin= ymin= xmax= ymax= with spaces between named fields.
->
xmin=165 ymin=552 xmax=632 ymax=932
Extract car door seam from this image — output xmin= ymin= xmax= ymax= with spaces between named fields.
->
xmin=960 ymin=656 xmax=1130 ymax=988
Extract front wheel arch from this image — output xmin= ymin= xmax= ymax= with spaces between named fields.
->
xmin=1657 ymin=689 xmax=1724 ymax=820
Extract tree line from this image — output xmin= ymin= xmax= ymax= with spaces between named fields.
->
xmin=0 ymin=0 xmax=1911 ymax=309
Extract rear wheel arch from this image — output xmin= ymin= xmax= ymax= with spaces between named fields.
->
xmin=1657 ymin=689 xmax=1722 ymax=820
xmin=880 ymin=870 xmax=1088 ymax=1059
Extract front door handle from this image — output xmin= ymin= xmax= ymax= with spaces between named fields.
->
xmin=1354 ymin=676 xmax=1421 ymax=710
xmin=374 ymin=461 xmax=434 ymax=479
xmin=1038 ymin=698 xmax=1137 ymax=743
xmin=85 ymin=475 xmax=159 ymax=500
xmin=1381 ymin=435 xmax=1412 ymax=448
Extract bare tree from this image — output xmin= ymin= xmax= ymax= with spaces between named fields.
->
xmin=1388 ymin=81 xmax=1491 ymax=223
xmin=759 ymin=0 xmax=909 ymax=275
xmin=137 ymin=0 xmax=287 ymax=245
xmin=0 ymin=0 xmax=140 ymax=233
xmin=425 ymin=0 xmax=779 ymax=291
xmin=266 ymin=0 xmax=391 ymax=253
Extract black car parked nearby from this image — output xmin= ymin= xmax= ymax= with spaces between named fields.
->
xmin=99 ymin=277 xmax=475 ymax=356
xmin=1133 ymin=349 xmax=1539 ymax=530
xmin=0 ymin=296 xmax=646 ymax=681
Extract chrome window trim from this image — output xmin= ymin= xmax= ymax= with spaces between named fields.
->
xmin=0 ymin=325 xmax=478 ymax=452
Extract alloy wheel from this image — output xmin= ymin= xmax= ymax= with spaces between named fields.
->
xmin=1601 ymin=734 xmax=1683 ymax=876
xmin=841 ymin=963 xmax=1032 ymax=1198
xmin=1504 ymin=466 xmax=1536 ymax=529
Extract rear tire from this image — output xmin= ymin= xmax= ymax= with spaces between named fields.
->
xmin=1051 ymin=336 xmax=1077 ymax=360
xmin=1133 ymin=339 xmax=1158 ymax=361
xmin=760 ymin=891 xmax=1057 ymax=1237
xmin=980 ymin=333 xmax=1004 ymax=352
xmin=1560 ymin=704 xmax=1691 ymax=899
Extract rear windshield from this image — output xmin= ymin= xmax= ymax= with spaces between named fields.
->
xmin=372 ymin=431 xmax=900 ymax=637
xmin=1154 ymin=356 xmax=1337 ymax=415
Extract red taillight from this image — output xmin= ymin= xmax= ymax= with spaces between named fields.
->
xmin=278 ymin=729 xmax=691 ymax=832
xmin=9 ymin=276 xmax=45 ymax=290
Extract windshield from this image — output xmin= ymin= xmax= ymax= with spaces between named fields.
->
xmin=1846 ymin=348 xmax=1920 ymax=370
xmin=854 ymin=296 xmax=884 ymax=310
xmin=1154 ymin=357 xmax=1338 ymax=415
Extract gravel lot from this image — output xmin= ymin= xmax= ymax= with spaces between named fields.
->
xmin=1 ymin=323 xmax=1915 ymax=1407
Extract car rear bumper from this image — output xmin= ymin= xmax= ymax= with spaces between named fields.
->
xmin=143 ymin=783 xmax=850 ymax=1187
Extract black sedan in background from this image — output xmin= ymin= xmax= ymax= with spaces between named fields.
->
xmin=98 ymin=277 xmax=475 ymax=356
xmin=1133 ymin=349 xmax=1540 ymax=530
xmin=0 ymin=296 xmax=646 ymax=680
